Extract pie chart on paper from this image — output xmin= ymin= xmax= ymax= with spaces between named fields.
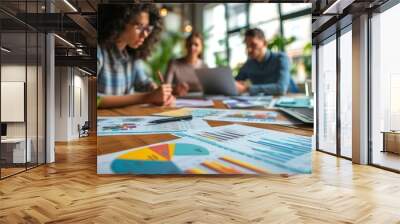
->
xmin=111 ymin=143 xmax=209 ymax=174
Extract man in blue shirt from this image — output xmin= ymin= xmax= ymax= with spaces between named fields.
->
xmin=236 ymin=28 xmax=290 ymax=96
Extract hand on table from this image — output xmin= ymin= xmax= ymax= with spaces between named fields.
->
xmin=236 ymin=81 xmax=249 ymax=94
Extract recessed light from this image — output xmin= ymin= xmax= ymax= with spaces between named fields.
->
xmin=63 ymin=0 xmax=78 ymax=12
xmin=54 ymin=34 xmax=75 ymax=48
xmin=1 ymin=47 xmax=11 ymax=53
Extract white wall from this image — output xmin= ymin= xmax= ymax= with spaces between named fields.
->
xmin=54 ymin=67 xmax=89 ymax=141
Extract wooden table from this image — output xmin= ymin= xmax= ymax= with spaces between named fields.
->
xmin=97 ymin=100 xmax=313 ymax=156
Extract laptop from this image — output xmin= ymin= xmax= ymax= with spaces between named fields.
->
xmin=195 ymin=67 xmax=238 ymax=96
xmin=279 ymin=107 xmax=314 ymax=124
xmin=275 ymin=97 xmax=314 ymax=124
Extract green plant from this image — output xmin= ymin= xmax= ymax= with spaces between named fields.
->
xmin=267 ymin=35 xmax=296 ymax=52
xmin=302 ymin=42 xmax=312 ymax=78
xmin=145 ymin=31 xmax=184 ymax=84
xmin=97 ymin=96 xmax=101 ymax=108
xmin=214 ymin=51 xmax=229 ymax=67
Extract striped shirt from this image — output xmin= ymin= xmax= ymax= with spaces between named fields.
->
xmin=97 ymin=45 xmax=152 ymax=96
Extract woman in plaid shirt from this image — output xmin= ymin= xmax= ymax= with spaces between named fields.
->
xmin=97 ymin=4 xmax=175 ymax=108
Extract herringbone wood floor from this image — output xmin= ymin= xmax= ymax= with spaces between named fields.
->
xmin=1 ymin=136 xmax=400 ymax=224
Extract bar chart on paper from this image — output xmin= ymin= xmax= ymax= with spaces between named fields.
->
xmin=177 ymin=124 xmax=312 ymax=174
xmin=98 ymin=124 xmax=312 ymax=175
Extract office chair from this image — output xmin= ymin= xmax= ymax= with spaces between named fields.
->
xmin=79 ymin=121 xmax=90 ymax=138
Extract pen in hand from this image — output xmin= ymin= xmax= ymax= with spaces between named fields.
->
xmin=157 ymin=70 xmax=165 ymax=84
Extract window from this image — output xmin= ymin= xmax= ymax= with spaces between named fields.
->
xmin=283 ymin=15 xmax=312 ymax=52
xmin=226 ymin=3 xmax=247 ymax=30
xmin=249 ymin=3 xmax=279 ymax=25
xmin=339 ymin=28 xmax=352 ymax=158
xmin=203 ymin=4 xmax=227 ymax=67
xmin=281 ymin=3 xmax=310 ymax=14
xmin=228 ymin=32 xmax=247 ymax=70
xmin=317 ymin=36 xmax=337 ymax=154
xmin=370 ymin=3 xmax=400 ymax=171
xmin=202 ymin=3 xmax=311 ymax=84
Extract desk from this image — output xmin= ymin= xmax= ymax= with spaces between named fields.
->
xmin=382 ymin=131 xmax=400 ymax=154
xmin=1 ymin=138 xmax=31 ymax=164
xmin=97 ymin=100 xmax=313 ymax=156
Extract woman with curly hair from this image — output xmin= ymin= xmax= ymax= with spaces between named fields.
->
xmin=97 ymin=4 xmax=175 ymax=108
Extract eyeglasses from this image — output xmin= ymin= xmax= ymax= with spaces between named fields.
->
xmin=133 ymin=24 xmax=154 ymax=35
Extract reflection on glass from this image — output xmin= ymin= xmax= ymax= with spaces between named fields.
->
xmin=339 ymin=29 xmax=352 ymax=158
xmin=318 ymin=37 xmax=337 ymax=154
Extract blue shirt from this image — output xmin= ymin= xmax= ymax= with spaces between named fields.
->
xmin=236 ymin=51 xmax=290 ymax=95
xmin=97 ymin=45 xmax=152 ymax=96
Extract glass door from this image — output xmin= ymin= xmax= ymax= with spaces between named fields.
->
xmin=339 ymin=27 xmax=352 ymax=159
xmin=370 ymin=3 xmax=400 ymax=171
xmin=317 ymin=35 xmax=337 ymax=155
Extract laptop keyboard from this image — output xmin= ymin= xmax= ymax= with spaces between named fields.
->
xmin=279 ymin=108 xmax=314 ymax=124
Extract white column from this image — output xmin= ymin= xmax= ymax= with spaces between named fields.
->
xmin=45 ymin=1 xmax=55 ymax=163
xmin=46 ymin=33 xmax=55 ymax=163
xmin=352 ymin=14 xmax=369 ymax=164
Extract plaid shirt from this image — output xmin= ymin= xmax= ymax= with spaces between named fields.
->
xmin=97 ymin=45 xmax=152 ymax=96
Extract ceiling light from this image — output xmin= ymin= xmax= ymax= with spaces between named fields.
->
xmin=160 ymin=8 xmax=168 ymax=17
xmin=63 ymin=0 xmax=78 ymax=12
xmin=323 ymin=0 xmax=354 ymax=15
xmin=184 ymin=24 xmax=193 ymax=33
xmin=54 ymin=34 xmax=75 ymax=48
xmin=1 ymin=47 xmax=11 ymax=53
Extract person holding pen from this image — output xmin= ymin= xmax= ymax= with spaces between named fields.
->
xmin=97 ymin=4 xmax=175 ymax=108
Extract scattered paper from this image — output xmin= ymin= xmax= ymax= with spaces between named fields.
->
xmin=97 ymin=116 xmax=210 ymax=136
xmin=98 ymin=124 xmax=312 ymax=175
xmin=175 ymin=99 xmax=214 ymax=108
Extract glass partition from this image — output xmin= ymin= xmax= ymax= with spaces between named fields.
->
xmin=339 ymin=28 xmax=352 ymax=158
xmin=317 ymin=36 xmax=337 ymax=155
xmin=370 ymin=3 xmax=400 ymax=171
xmin=0 ymin=1 xmax=46 ymax=179
xmin=1 ymin=31 xmax=28 ymax=177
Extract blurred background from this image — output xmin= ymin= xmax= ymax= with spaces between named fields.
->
xmin=145 ymin=3 xmax=312 ymax=92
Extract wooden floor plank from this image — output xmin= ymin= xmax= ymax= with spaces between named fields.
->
xmin=0 ymin=136 xmax=399 ymax=223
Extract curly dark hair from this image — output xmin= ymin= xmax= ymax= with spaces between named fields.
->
xmin=98 ymin=3 xmax=162 ymax=60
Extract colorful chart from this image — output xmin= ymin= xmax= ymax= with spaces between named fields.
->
xmin=98 ymin=124 xmax=312 ymax=175
xmin=205 ymin=110 xmax=300 ymax=125
xmin=225 ymin=111 xmax=277 ymax=120
xmin=97 ymin=116 xmax=210 ymax=136
xmin=111 ymin=143 xmax=210 ymax=174
xmin=153 ymin=108 xmax=224 ymax=118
